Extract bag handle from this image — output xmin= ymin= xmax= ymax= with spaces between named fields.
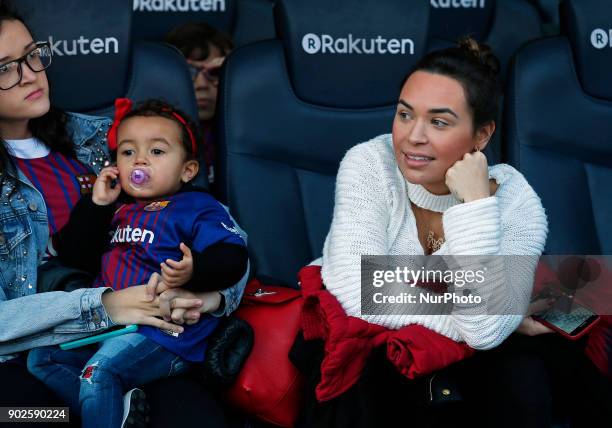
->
xmin=242 ymin=281 xmax=302 ymax=305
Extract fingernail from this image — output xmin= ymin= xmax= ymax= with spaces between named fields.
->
xmin=195 ymin=300 xmax=202 ymax=306
xmin=178 ymin=327 xmax=184 ymax=333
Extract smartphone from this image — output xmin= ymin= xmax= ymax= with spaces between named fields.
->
xmin=59 ymin=325 xmax=138 ymax=350
xmin=533 ymin=303 xmax=600 ymax=340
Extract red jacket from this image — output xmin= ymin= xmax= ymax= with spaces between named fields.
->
xmin=298 ymin=265 xmax=475 ymax=402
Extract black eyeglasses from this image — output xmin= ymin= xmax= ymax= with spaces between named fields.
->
xmin=0 ymin=42 xmax=52 ymax=90
xmin=187 ymin=63 xmax=220 ymax=85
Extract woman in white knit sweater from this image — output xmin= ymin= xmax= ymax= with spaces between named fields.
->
xmin=321 ymin=42 xmax=549 ymax=350
xmin=294 ymin=38 xmax=555 ymax=428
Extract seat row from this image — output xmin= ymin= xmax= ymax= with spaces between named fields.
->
xmin=216 ymin=0 xmax=612 ymax=286
xmin=14 ymin=0 xmax=611 ymax=289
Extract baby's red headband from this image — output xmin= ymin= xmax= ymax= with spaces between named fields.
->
xmin=107 ymin=98 xmax=197 ymax=155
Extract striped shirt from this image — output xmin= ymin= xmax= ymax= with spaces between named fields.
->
xmin=8 ymin=138 xmax=94 ymax=258
xmin=93 ymin=191 xmax=246 ymax=361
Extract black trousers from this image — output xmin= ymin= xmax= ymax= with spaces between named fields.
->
xmin=291 ymin=332 xmax=612 ymax=428
xmin=473 ymin=333 xmax=612 ymax=428
xmin=0 ymin=354 xmax=228 ymax=428
xmin=290 ymin=332 xmax=477 ymax=428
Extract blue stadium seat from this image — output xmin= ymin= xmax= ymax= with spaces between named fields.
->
xmin=132 ymin=0 xmax=275 ymax=47
xmin=429 ymin=0 xmax=543 ymax=80
xmin=504 ymin=0 xmax=612 ymax=254
xmin=529 ymin=0 xmax=562 ymax=33
xmin=216 ymin=0 xmax=431 ymax=286
xmin=16 ymin=0 xmax=198 ymax=121
xmin=233 ymin=0 xmax=275 ymax=47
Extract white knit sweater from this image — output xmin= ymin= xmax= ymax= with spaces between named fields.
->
xmin=321 ymin=134 xmax=548 ymax=350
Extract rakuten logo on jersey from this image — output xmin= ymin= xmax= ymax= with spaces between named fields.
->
xmin=431 ymin=0 xmax=485 ymax=8
xmin=110 ymin=225 xmax=155 ymax=245
xmin=133 ymin=0 xmax=225 ymax=12
xmin=591 ymin=28 xmax=612 ymax=49
xmin=47 ymin=36 xmax=119 ymax=56
xmin=302 ymin=34 xmax=414 ymax=55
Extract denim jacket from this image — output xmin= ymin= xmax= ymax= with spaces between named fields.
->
xmin=0 ymin=112 xmax=247 ymax=357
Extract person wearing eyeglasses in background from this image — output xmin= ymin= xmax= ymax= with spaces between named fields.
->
xmin=165 ymin=22 xmax=233 ymax=194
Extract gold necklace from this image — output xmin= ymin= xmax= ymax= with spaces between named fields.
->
xmin=426 ymin=230 xmax=445 ymax=253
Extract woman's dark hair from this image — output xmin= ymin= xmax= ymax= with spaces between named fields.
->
xmin=118 ymin=99 xmax=201 ymax=161
xmin=0 ymin=0 xmax=73 ymax=185
xmin=403 ymin=37 xmax=502 ymax=133
xmin=165 ymin=22 xmax=233 ymax=60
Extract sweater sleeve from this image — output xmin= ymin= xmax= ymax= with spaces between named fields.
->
xmin=322 ymin=142 xmax=398 ymax=317
xmin=441 ymin=187 xmax=548 ymax=350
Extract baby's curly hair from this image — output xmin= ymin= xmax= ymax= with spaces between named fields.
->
xmin=120 ymin=99 xmax=200 ymax=160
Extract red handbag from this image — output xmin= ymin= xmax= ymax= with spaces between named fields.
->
xmin=225 ymin=279 xmax=305 ymax=427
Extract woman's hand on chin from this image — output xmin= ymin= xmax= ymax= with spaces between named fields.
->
xmin=445 ymin=151 xmax=490 ymax=203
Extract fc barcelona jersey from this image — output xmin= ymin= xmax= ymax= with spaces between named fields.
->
xmin=94 ymin=191 xmax=246 ymax=361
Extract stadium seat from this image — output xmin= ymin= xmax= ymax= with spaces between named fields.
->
xmin=16 ymin=0 xmax=198 ymax=121
xmin=529 ymin=0 xmax=562 ymax=34
xmin=233 ymin=0 xmax=275 ymax=47
xmin=504 ymin=0 xmax=612 ymax=254
xmin=429 ymin=0 xmax=543 ymax=80
xmin=131 ymin=0 xmax=275 ymax=47
xmin=216 ymin=0 xmax=431 ymax=286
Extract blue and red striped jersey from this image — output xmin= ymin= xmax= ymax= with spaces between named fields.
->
xmin=94 ymin=191 xmax=246 ymax=361
xmin=13 ymin=152 xmax=94 ymax=236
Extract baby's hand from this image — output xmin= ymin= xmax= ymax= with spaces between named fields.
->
xmin=93 ymin=166 xmax=121 ymax=206
xmin=161 ymin=243 xmax=194 ymax=288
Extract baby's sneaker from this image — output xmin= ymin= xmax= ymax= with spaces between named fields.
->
xmin=121 ymin=388 xmax=150 ymax=428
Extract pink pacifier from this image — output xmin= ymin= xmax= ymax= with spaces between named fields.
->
xmin=128 ymin=168 xmax=151 ymax=190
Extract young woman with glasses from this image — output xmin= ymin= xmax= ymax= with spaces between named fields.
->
xmin=0 ymin=42 xmax=51 ymax=90
xmin=0 ymin=3 xmax=240 ymax=427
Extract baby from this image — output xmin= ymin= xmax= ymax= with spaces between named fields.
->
xmin=28 ymin=99 xmax=248 ymax=428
